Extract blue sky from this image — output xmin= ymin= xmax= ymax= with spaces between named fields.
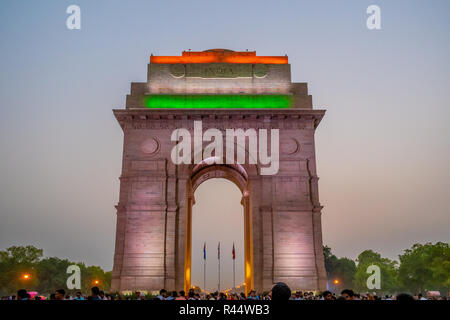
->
xmin=1 ymin=0 xmax=449 ymax=290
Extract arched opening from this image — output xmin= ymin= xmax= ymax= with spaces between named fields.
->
xmin=191 ymin=179 xmax=244 ymax=292
xmin=184 ymin=161 xmax=254 ymax=295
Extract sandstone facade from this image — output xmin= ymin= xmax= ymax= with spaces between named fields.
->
xmin=111 ymin=49 xmax=327 ymax=293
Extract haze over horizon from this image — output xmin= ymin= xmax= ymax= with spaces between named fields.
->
xmin=1 ymin=1 xmax=449 ymax=289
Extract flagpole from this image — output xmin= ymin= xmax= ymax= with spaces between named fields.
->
xmin=232 ymin=242 xmax=236 ymax=289
xmin=218 ymin=242 xmax=221 ymax=293
xmin=203 ymin=242 xmax=206 ymax=292
xmin=233 ymin=258 xmax=235 ymax=289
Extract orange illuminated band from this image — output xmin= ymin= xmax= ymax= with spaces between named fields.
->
xmin=151 ymin=51 xmax=288 ymax=64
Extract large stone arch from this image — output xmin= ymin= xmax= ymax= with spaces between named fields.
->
xmin=111 ymin=109 xmax=327 ymax=294
xmin=111 ymin=49 xmax=328 ymax=294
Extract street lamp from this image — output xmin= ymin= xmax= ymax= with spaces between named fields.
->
xmin=22 ymin=273 xmax=31 ymax=280
xmin=333 ymin=279 xmax=340 ymax=285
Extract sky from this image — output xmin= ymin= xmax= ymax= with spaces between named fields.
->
xmin=0 ymin=0 xmax=449 ymax=291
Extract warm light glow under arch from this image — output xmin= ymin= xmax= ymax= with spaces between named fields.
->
xmin=184 ymin=161 xmax=254 ymax=295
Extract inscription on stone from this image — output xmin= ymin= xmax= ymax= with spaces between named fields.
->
xmin=185 ymin=63 xmax=253 ymax=78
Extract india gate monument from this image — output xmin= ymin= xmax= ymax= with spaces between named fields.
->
xmin=111 ymin=49 xmax=327 ymax=294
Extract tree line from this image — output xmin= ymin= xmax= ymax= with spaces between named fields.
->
xmin=0 ymin=242 xmax=449 ymax=296
xmin=0 ymin=246 xmax=111 ymax=296
xmin=324 ymin=242 xmax=449 ymax=295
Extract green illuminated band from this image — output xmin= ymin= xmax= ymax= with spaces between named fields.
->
xmin=143 ymin=94 xmax=293 ymax=109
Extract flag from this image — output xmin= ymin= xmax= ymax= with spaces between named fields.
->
xmin=203 ymin=242 xmax=206 ymax=260
xmin=232 ymin=242 xmax=235 ymax=260
xmin=218 ymin=242 xmax=220 ymax=259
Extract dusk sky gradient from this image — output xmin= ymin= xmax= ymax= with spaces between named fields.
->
xmin=1 ymin=0 xmax=449 ymax=290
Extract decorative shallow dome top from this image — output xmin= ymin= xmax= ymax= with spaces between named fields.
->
xmin=202 ymin=49 xmax=235 ymax=53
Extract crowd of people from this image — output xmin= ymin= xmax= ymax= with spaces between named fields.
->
xmin=1 ymin=284 xmax=447 ymax=301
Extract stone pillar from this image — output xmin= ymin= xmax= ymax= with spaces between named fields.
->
xmin=183 ymin=190 xmax=194 ymax=292
xmin=164 ymin=163 xmax=178 ymax=290
xmin=175 ymin=177 xmax=188 ymax=291
xmin=272 ymin=208 xmax=319 ymax=290
xmin=111 ymin=208 xmax=126 ymax=291
xmin=241 ymin=192 xmax=254 ymax=294
xmin=312 ymin=209 xmax=327 ymax=290
xmin=261 ymin=206 xmax=274 ymax=291
xmin=164 ymin=208 xmax=177 ymax=290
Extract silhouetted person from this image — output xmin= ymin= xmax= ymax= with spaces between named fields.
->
xmin=396 ymin=293 xmax=415 ymax=302
xmin=271 ymin=282 xmax=291 ymax=301
xmin=17 ymin=289 xmax=28 ymax=300
xmin=100 ymin=290 xmax=107 ymax=300
xmin=90 ymin=286 xmax=101 ymax=300
xmin=341 ymin=289 xmax=354 ymax=300
xmin=74 ymin=292 xmax=84 ymax=300
xmin=176 ymin=290 xmax=186 ymax=300
xmin=417 ymin=293 xmax=427 ymax=300
xmin=322 ymin=290 xmax=333 ymax=300
xmin=55 ymin=289 xmax=65 ymax=300
xmin=247 ymin=290 xmax=257 ymax=300
xmin=167 ymin=291 xmax=177 ymax=300
xmin=157 ymin=289 xmax=167 ymax=300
